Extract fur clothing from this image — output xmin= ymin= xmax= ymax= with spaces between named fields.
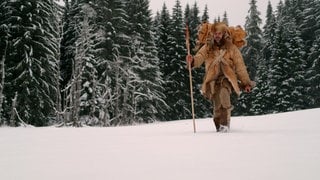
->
xmin=192 ymin=39 xmax=252 ymax=98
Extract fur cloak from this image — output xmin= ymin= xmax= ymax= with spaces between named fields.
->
xmin=192 ymin=39 xmax=252 ymax=98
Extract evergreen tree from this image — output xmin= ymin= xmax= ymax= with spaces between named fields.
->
xmin=59 ymin=0 xmax=80 ymax=125
xmin=275 ymin=0 xmax=284 ymax=19
xmin=153 ymin=11 xmax=161 ymax=31
xmin=214 ymin=16 xmax=221 ymax=23
xmin=189 ymin=2 xmax=201 ymax=51
xmin=3 ymin=0 xmax=60 ymax=126
xmin=155 ymin=3 xmax=177 ymax=120
xmin=234 ymin=0 xmax=263 ymax=115
xmin=252 ymin=1 xmax=277 ymax=114
xmin=283 ymin=0 xmax=314 ymax=66
xmin=268 ymin=11 xmax=306 ymax=112
xmin=222 ymin=11 xmax=229 ymax=25
xmin=168 ymin=0 xmax=192 ymax=120
xmin=85 ymin=0 xmax=140 ymax=126
xmin=60 ymin=0 xmax=77 ymax=113
xmin=0 ymin=0 xmax=10 ymax=124
xmin=191 ymin=3 xmax=212 ymax=118
xmin=59 ymin=0 xmax=91 ymax=126
xmin=92 ymin=0 xmax=129 ymax=126
xmin=74 ymin=4 xmax=101 ymax=126
xmin=124 ymin=0 xmax=167 ymax=123
xmin=305 ymin=1 xmax=320 ymax=108
xmin=185 ymin=2 xmax=212 ymax=118
xmin=242 ymin=0 xmax=263 ymax=81
xmin=201 ymin=4 xmax=209 ymax=22
xmin=297 ymin=0 xmax=316 ymax=52
xmin=52 ymin=2 xmax=63 ymax=124
xmin=299 ymin=0 xmax=320 ymax=108
xmin=305 ymin=34 xmax=320 ymax=108
xmin=184 ymin=3 xmax=191 ymax=24
xmin=262 ymin=1 xmax=277 ymax=67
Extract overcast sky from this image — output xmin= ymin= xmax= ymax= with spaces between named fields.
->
xmin=149 ymin=0 xmax=280 ymax=26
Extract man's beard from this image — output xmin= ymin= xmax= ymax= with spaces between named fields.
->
xmin=215 ymin=39 xmax=222 ymax=46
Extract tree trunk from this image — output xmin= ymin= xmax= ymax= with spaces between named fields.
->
xmin=0 ymin=40 xmax=7 ymax=125
xmin=55 ymin=13 xmax=63 ymax=125
xmin=9 ymin=92 xmax=18 ymax=126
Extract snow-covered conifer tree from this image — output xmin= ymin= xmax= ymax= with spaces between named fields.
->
xmin=201 ymin=4 xmax=209 ymax=22
xmin=222 ymin=11 xmax=229 ymax=25
xmin=123 ymin=0 xmax=167 ymax=123
xmin=73 ymin=4 xmax=100 ymax=126
xmin=242 ymin=0 xmax=263 ymax=81
xmin=182 ymin=2 xmax=212 ymax=119
xmin=251 ymin=1 xmax=277 ymax=114
xmin=154 ymin=4 xmax=176 ymax=121
xmin=299 ymin=0 xmax=318 ymax=55
xmin=306 ymin=35 xmax=320 ymax=108
xmin=268 ymin=8 xmax=306 ymax=112
xmin=234 ymin=0 xmax=263 ymax=115
xmin=3 ymin=0 xmax=60 ymax=126
xmin=0 ymin=0 xmax=10 ymax=124
xmin=166 ymin=0 xmax=193 ymax=120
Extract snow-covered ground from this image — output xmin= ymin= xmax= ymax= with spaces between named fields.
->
xmin=1 ymin=108 xmax=320 ymax=180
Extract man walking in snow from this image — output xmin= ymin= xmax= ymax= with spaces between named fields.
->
xmin=186 ymin=22 xmax=254 ymax=132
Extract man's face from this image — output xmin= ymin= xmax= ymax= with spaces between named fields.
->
xmin=214 ymin=31 xmax=224 ymax=43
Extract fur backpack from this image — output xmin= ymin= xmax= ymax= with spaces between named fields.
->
xmin=193 ymin=21 xmax=247 ymax=52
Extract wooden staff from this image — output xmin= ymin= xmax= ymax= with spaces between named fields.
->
xmin=185 ymin=24 xmax=196 ymax=133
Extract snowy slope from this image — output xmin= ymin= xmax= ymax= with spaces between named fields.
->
xmin=1 ymin=108 xmax=320 ymax=180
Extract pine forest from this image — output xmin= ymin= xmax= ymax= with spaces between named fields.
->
xmin=0 ymin=0 xmax=319 ymax=127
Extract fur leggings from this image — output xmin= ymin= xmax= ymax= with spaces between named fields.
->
xmin=212 ymin=78 xmax=233 ymax=131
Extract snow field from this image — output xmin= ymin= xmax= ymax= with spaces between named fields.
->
xmin=1 ymin=108 xmax=320 ymax=180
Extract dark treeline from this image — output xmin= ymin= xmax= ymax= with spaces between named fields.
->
xmin=0 ymin=0 xmax=319 ymax=127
